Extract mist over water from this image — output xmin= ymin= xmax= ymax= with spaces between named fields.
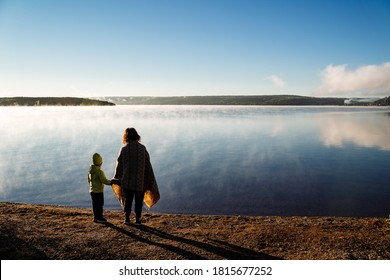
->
xmin=1 ymin=106 xmax=389 ymax=217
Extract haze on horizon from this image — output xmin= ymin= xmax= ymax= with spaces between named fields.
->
xmin=0 ymin=0 xmax=390 ymax=98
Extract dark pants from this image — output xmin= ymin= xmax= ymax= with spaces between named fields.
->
xmin=90 ymin=192 xmax=104 ymax=220
xmin=123 ymin=189 xmax=145 ymax=220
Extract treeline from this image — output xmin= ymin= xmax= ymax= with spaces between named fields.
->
xmin=3 ymin=95 xmax=388 ymax=106
xmin=102 ymin=95 xmax=346 ymax=106
xmin=0 ymin=97 xmax=115 ymax=106
xmin=374 ymin=96 xmax=390 ymax=106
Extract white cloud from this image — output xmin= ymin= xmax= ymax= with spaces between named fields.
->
xmin=316 ymin=62 xmax=390 ymax=96
xmin=266 ymin=75 xmax=286 ymax=88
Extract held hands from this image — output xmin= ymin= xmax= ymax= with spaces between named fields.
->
xmin=111 ymin=178 xmax=121 ymax=186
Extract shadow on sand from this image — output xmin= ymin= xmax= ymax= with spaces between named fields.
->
xmin=105 ymin=222 xmax=280 ymax=260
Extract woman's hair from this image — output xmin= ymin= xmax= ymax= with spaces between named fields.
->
xmin=122 ymin=127 xmax=141 ymax=144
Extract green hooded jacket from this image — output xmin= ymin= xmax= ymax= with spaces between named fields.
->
xmin=88 ymin=153 xmax=112 ymax=193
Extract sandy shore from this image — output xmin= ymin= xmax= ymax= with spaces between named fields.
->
xmin=0 ymin=202 xmax=389 ymax=260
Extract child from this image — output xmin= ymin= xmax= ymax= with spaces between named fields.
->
xmin=88 ymin=153 xmax=112 ymax=223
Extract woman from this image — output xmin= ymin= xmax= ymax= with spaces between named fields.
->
xmin=114 ymin=128 xmax=159 ymax=225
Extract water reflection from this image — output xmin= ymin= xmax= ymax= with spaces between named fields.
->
xmin=317 ymin=112 xmax=390 ymax=151
xmin=0 ymin=106 xmax=389 ymax=217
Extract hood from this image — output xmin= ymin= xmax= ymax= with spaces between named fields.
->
xmin=92 ymin=153 xmax=103 ymax=166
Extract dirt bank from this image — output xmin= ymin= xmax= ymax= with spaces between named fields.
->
xmin=0 ymin=202 xmax=389 ymax=260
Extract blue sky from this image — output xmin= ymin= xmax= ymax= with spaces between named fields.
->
xmin=0 ymin=0 xmax=389 ymax=97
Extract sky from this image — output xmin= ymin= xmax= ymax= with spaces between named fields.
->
xmin=0 ymin=0 xmax=389 ymax=98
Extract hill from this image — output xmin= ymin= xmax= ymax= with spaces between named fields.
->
xmin=99 ymin=95 xmax=346 ymax=105
xmin=374 ymin=96 xmax=390 ymax=106
xmin=0 ymin=97 xmax=115 ymax=106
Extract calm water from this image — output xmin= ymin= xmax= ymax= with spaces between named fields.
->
xmin=1 ymin=105 xmax=389 ymax=217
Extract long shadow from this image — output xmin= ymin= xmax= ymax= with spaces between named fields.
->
xmin=105 ymin=222 xmax=206 ymax=259
xmin=105 ymin=222 xmax=280 ymax=260
xmin=138 ymin=225 xmax=280 ymax=260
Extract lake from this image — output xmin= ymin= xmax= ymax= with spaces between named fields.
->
xmin=1 ymin=105 xmax=389 ymax=217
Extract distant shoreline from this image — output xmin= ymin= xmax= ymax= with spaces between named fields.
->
xmin=98 ymin=95 xmax=346 ymax=106
xmin=97 ymin=95 xmax=390 ymax=106
xmin=1 ymin=95 xmax=389 ymax=106
xmin=0 ymin=97 xmax=115 ymax=106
